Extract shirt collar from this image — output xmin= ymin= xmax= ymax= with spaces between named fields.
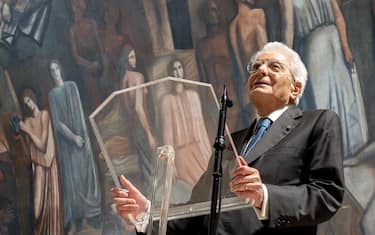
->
xmin=256 ymin=105 xmax=290 ymax=123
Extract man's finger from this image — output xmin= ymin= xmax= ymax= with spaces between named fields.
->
xmin=238 ymin=156 xmax=247 ymax=166
xmin=111 ymin=187 xmax=128 ymax=197
xmin=232 ymin=166 xmax=258 ymax=178
xmin=119 ymin=175 xmax=136 ymax=192
xmin=117 ymin=204 xmax=139 ymax=212
xmin=230 ymin=174 xmax=260 ymax=188
xmin=114 ymin=197 xmax=137 ymax=205
xmin=231 ymin=182 xmax=261 ymax=192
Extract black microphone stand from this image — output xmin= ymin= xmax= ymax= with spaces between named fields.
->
xmin=208 ymin=85 xmax=232 ymax=235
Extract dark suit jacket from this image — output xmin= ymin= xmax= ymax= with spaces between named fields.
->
xmin=162 ymin=105 xmax=345 ymax=235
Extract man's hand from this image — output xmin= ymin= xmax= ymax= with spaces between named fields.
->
xmin=111 ymin=175 xmax=148 ymax=221
xmin=230 ymin=156 xmax=264 ymax=208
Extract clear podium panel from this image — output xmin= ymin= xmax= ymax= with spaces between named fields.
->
xmin=149 ymin=145 xmax=175 ymax=235
xmin=89 ymin=77 xmax=250 ymax=231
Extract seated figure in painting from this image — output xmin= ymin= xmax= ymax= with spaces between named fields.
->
xmin=159 ymin=59 xmax=212 ymax=203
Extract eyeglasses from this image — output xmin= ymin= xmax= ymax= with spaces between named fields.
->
xmin=246 ymin=59 xmax=295 ymax=81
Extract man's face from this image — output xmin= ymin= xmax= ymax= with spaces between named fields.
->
xmin=248 ymin=50 xmax=299 ymax=109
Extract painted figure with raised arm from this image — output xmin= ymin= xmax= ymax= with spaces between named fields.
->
xmin=48 ymin=60 xmax=102 ymax=234
xmin=19 ymin=88 xmax=62 ymax=235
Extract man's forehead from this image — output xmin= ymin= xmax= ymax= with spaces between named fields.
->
xmin=256 ymin=50 xmax=290 ymax=64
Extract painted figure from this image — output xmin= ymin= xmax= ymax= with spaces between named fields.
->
xmin=160 ymin=59 xmax=212 ymax=200
xmin=118 ymin=44 xmax=156 ymax=194
xmin=19 ymin=88 xmax=62 ymax=235
xmin=69 ymin=0 xmax=104 ymax=108
xmin=48 ymin=60 xmax=102 ymax=234
xmin=255 ymin=0 xmax=294 ymax=46
xmin=0 ymin=0 xmax=11 ymax=40
xmin=2 ymin=112 xmax=33 ymax=235
xmin=196 ymin=0 xmax=240 ymax=131
xmin=0 ymin=0 xmax=50 ymax=46
xmin=0 ymin=128 xmax=19 ymax=235
xmin=101 ymin=5 xmax=129 ymax=95
xmin=229 ymin=0 xmax=267 ymax=119
xmin=293 ymin=0 xmax=368 ymax=158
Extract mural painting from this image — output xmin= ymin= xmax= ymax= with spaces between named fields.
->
xmin=0 ymin=0 xmax=374 ymax=234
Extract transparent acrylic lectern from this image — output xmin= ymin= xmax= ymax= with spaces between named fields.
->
xmin=89 ymin=77 xmax=251 ymax=235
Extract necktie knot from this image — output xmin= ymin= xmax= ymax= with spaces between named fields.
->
xmin=242 ymin=117 xmax=272 ymax=160
xmin=257 ymin=117 xmax=272 ymax=130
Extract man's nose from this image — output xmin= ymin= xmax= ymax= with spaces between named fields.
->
xmin=257 ymin=63 xmax=268 ymax=75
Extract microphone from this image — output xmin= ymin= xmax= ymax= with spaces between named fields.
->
xmin=221 ymin=85 xmax=233 ymax=108
xmin=209 ymin=85 xmax=232 ymax=235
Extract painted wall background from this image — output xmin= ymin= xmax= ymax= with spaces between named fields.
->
xmin=0 ymin=0 xmax=374 ymax=234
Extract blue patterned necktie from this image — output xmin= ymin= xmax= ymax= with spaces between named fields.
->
xmin=242 ymin=117 xmax=272 ymax=161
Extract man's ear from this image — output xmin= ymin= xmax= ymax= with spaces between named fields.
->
xmin=290 ymin=81 xmax=302 ymax=101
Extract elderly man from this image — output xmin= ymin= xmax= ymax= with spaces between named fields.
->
xmin=112 ymin=42 xmax=344 ymax=235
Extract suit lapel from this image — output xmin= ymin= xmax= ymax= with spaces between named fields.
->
xmin=247 ymin=105 xmax=303 ymax=165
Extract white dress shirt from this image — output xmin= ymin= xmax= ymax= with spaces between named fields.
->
xmin=253 ymin=105 xmax=289 ymax=220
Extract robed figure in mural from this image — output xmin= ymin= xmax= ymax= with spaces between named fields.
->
xmin=293 ymin=0 xmax=368 ymax=158
xmin=159 ymin=59 xmax=212 ymax=202
xmin=19 ymin=88 xmax=62 ymax=235
xmin=48 ymin=60 xmax=102 ymax=233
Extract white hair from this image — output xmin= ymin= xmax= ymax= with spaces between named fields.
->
xmin=249 ymin=42 xmax=308 ymax=105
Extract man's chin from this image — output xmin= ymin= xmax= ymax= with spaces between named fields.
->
xmin=249 ymin=91 xmax=272 ymax=102
xmin=250 ymin=88 xmax=270 ymax=97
